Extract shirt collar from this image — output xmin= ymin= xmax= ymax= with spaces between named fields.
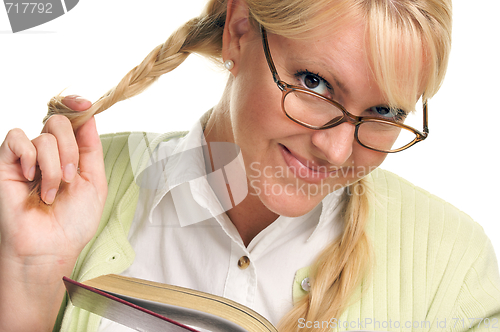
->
xmin=310 ymin=187 xmax=345 ymax=241
xmin=146 ymin=115 xmax=248 ymax=227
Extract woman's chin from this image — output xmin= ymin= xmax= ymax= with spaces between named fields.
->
xmin=255 ymin=185 xmax=325 ymax=218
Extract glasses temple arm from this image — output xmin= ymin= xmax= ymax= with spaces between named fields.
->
xmin=422 ymin=100 xmax=429 ymax=136
xmin=260 ymin=25 xmax=284 ymax=88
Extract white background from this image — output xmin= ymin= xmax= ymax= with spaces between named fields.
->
xmin=1 ymin=1 xmax=499 ymax=257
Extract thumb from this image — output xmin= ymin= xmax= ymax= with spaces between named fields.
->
xmin=74 ymin=116 xmax=107 ymax=200
xmin=62 ymin=95 xmax=92 ymax=112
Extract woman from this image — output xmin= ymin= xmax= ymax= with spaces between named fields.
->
xmin=0 ymin=0 xmax=499 ymax=331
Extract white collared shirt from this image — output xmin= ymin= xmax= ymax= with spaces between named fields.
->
xmin=98 ymin=119 xmax=345 ymax=331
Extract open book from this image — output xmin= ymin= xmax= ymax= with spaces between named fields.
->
xmin=64 ymin=274 xmax=388 ymax=332
xmin=63 ymin=274 xmax=278 ymax=332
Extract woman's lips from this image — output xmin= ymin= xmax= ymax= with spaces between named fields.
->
xmin=279 ymin=144 xmax=338 ymax=182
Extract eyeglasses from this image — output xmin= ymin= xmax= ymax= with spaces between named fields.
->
xmin=260 ymin=26 xmax=429 ymax=153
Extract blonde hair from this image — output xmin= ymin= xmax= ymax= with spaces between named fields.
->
xmin=31 ymin=0 xmax=452 ymax=330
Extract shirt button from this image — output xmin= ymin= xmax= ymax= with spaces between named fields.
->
xmin=237 ymin=256 xmax=250 ymax=269
xmin=301 ymin=277 xmax=311 ymax=292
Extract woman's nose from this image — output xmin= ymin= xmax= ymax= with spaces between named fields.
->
xmin=311 ymin=122 xmax=356 ymax=165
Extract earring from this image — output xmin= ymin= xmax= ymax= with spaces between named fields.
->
xmin=224 ymin=59 xmax=234 ymax=70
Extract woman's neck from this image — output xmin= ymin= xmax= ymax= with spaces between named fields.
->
xmin=204 ymin=102 xmax=279 ymax=247
xmin=225 ymin=188 xmax=279 ymax=247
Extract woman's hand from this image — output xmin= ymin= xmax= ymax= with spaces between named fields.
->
xmin=0 ymin=95 xmax=107 ymax=260
xmin=0 ymin=95 xmax=108 ymax=331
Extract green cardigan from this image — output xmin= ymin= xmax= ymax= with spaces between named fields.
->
xmin=54 ymin=132 xmax=500 ymax=331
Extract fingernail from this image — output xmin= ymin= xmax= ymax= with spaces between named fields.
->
xmin=65 ymin=95 xmax=88 ymax=104
xmin=45 ymin=189 xmax=57 ymax=205
xmin=63 ymin=163 xmax=76 ymax=182
xmin=74 ymin=96 xmax=89 ymax=104
xmin=28 ymin=166 xmax=36 ymax=181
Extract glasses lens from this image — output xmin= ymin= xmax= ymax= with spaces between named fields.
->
xmin=283 ymin=89 xmax=421 ymax=152
xmin=283 ymin=90 xmax=343 ymax=128
xmin=357 ymin=121 xmax=418 ymax=152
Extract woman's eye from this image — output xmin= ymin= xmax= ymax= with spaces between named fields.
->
xmin=295 ymin=71 xmax=331 ymax=96
xmin=304 ymin=75 xmax=320 ymax=89
xmin=369 ymin=106 xmax=406 ymax=121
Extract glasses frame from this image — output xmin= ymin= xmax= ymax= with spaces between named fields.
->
xmin=260 ymin=25 xmax=429 ymax=153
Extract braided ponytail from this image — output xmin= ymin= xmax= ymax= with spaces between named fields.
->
xmin=277 ymin=178 xmax=373 ymax=332
xmin=28 ymin=0 xmax=229 ymax=205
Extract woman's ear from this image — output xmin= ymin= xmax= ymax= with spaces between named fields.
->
xmin=222 ymin=0 xmax=251 ymax=76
